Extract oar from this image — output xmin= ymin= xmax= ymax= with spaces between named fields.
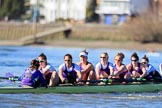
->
xmin=81 ymin=78 xmax=114 ymax=83
xmin=0 ymin=73 xmax=20 ymax=81
xmin=0 ymin=76 xmax=10 ymax=80
xmin=81 ymin=77 xmax=162 ymax=84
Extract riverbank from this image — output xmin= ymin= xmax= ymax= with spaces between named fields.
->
xmin=1 ymin=39 xmax=162 ymax=51
xmin=1 ymin=22 xmax=162 ymax=51
xmin=38 ymin=40 xmax=162 ymax=51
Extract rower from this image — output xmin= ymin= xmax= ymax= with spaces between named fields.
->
xmin=126 ymin=52 xmax=147 ymax=79
xmin=20 ymin=59 xmax=47 ymax=88
xmin=58 ymin=54 xmax=81 ymax=84
xmin=95 ymin=52 xmax=114 ymax=80
xmin=113 ymin=52 xmax=128 ymax=79
xmin=38 ymin=53 xmax=59 ymax=86
xmin=141 ymin=55 xmax=161 ymax=80
xmin=159 ymin=63 xmax=162 ymax=77
xmin=77 ymin=49 xmax=96 ymax=84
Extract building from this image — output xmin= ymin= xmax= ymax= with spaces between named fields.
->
xmin=96 ymin=0 xmax=131 ymax=25
xmin=95 ymin=0 xmax=151 ymax=25
xmin=30 ymin=0 xmax=87 ymax=23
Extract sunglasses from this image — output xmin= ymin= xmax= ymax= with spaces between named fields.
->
xmin=100 ymin=57 xmax=106 ymax=59
xmin=39 ymin=60 xmax=45 ymax=63
xmin=115 ymin=59 xmax=120 ymax=62
xmin=64 ymin=60 xmax=71 ymax=62
xmin=131 ymin=59 xmax=137 ymax=62
xmin=142 ymin=62 xmax=147 ymax=64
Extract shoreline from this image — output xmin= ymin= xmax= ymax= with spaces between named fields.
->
xmin=45 ymin=40 xmax=162 ymax=51
xmin=1 ymin=40 xmax=162 ymax=51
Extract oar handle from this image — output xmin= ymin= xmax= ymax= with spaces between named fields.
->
xmin=8 ymin=76 xmax=20 ymax=81
xmin=0 ymin=76 xmax=9 ymax=80
xmin=81 ymin=78 xmax=113 ymax=83
xmin=0 ymin=76 xmax=20 ymax=81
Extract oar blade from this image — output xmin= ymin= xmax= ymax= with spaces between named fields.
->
xmin=6 ymin=72 xmax=14 ymax=78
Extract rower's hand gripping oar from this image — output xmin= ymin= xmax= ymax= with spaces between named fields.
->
xmin=81 ymin=78 xmax=113 ymax=84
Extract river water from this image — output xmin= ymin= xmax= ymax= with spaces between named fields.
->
xmin=0 ymin=46 xmax=162 ymax=108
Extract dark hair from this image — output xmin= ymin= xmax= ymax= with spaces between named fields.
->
xmin=131 ymin=52 xmax=139 ymax=60
xmin=38 ymin=53 xmax=47 ymax=60
xmin=30 ymin=59 xmax=40 ymax=69
xmin=64 ymin=54 xmax=73 ymax=60
xmin=81 ymin=49 xmax=88 ymax=55
xmin=142 ymin=55 xmax=149 ymax=62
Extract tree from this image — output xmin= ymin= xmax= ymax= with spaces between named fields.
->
xmin=86 ymin=0 xmax=99 ymax=22
xmin=0 ymin=0 xmax=25 ymax=20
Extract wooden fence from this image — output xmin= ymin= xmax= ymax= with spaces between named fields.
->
xmin=0 ymin=22 xmax=72 ymax=45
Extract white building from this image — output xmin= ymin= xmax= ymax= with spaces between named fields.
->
xmin=96 ymin=0 xmax=131 ymax=25
xmin=30 ymin=0 xmax=87 ymax=23
xmin=95 ymin=0 xmax=150 ymax=25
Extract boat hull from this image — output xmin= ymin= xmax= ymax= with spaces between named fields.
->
xmin=0 ymin=83 xmax=162 ymax=94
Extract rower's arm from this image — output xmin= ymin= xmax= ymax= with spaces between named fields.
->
xmin=76 ymin=70 xmax=82 ymax=82
xmin=114 ymin=65 xmax=127 ymax=76
xmin=81 ymin=63 xmax=94 ymax=73
xmin=126 ymin=64 xmax=131 ymax=72
xmin=140 ymin=64 xmax=147 ymax=78
xmin=109 ymin=67 xmax=114 ymax=76
xmin=95 ymin=67 xmax=100 ymax=80
xmin=58 ymin=68 xmax=65 ymax=83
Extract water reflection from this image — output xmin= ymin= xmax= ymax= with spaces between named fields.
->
xmin=0 ymin=93 xmax=162 ymax=108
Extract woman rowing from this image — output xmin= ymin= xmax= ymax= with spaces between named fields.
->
xmin=21 ymin=59 xmax=46 ymax=88
xmin=126 ymin=52 xmax=147 ymax=79
xmin=95 ymin=52 xmax=114 ymax=80
xmin=77 ymin=50 xmax=96 ymax=84
xmin=38 ymin=53 xmax=59 ymax=86
xmin=141 ymin=55 xmax=161 ymax=80
xmin=113 ymin=52 xmax=128 ymax=79
xmin=159 ymin=63 xmax=162 ymax=77
xmin=58 ymin=54 xmax=81 ymax=84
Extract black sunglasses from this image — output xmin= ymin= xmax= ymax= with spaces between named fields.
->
xmin=131 ymin=59 xmax=137 ymax=61
xmin=64 ymin=60 xmax=71 ymax=62
xmin=100 ymin=57 xmax=106 ymax=58
xmin=142 ymin=62 xmax=147 ymax=64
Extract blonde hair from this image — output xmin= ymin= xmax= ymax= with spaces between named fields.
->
xmin=101 ymin=52 xmax=109 ymax=58
xmin=115 ymin=52 xmax=125 ymax=61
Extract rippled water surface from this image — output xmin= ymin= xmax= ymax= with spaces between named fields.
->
xmin=0 ymin=46 xmax=162 ymax=108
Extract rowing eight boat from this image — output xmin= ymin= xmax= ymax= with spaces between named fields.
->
xmin=1 ymin=73 xmax=162 ymax=94
xmin=0 ymin=82 xmax=162 ymax=94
